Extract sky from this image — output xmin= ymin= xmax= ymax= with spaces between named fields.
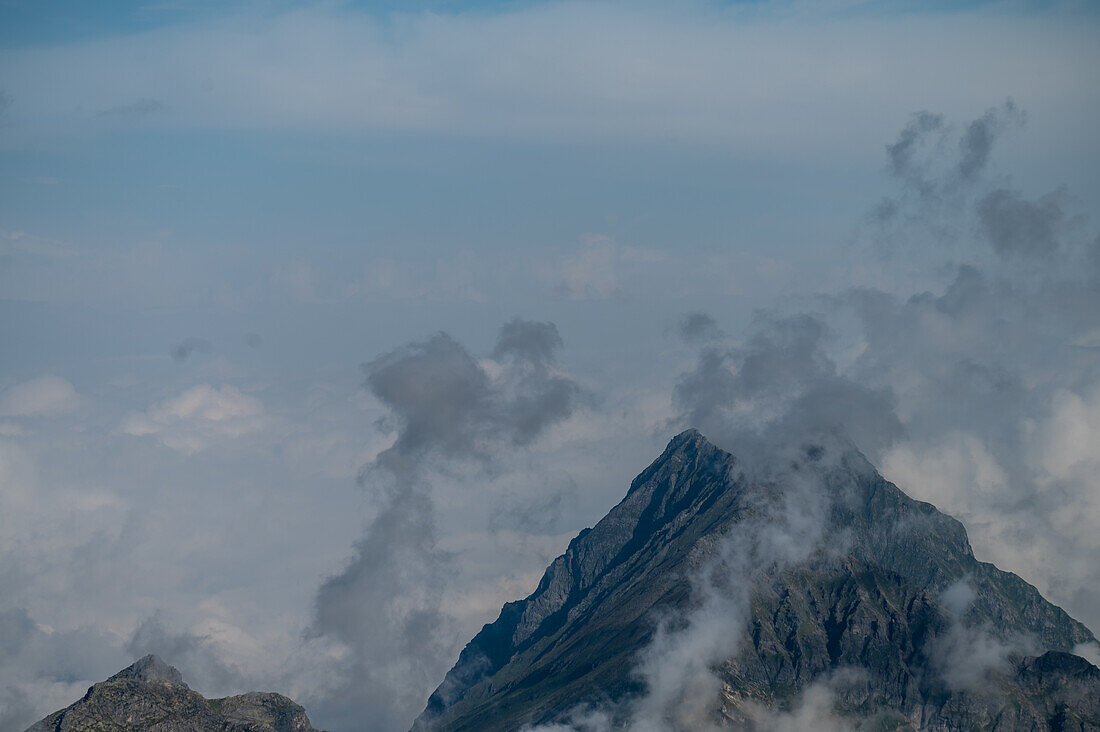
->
xmin=1 ymin=0 xmax=1099 ymax=730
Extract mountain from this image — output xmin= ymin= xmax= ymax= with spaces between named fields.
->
xmin=25 ymin=655 xmax=320 ymax=732
xmin=414 ymin=429 xmax=1100 ymax=731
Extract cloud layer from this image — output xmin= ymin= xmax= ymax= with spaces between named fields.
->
xmin=1 ymin=4 xmax=1097 ymax=157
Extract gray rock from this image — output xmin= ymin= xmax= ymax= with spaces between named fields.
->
xmin=25 ymin=656 xmax=321 ymax=732
xmin=108 ymin=654 xmax=187 ymax=687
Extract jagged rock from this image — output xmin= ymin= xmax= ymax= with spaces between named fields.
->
xmin=414 ymin=429 xmax=1100 ymax=731
xmin=25 ymin=655 xmax=320 ymax=732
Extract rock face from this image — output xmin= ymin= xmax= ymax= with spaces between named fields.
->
xmin=26 ymin=655 xmax=320 ymax=732
xmin=414 ymin=429 xmax=1100 ymax=731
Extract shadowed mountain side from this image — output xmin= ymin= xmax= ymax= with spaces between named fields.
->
xmin=413 ymin=430 xmax=1098 ymax=731
xmin=25 ymin=655 xmax=320 ymax=732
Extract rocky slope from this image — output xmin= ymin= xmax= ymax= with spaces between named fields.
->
xmin=25 ymin=655 xmax=320 ymax=732
xmin=414 ymin=429 xmax=1100 ymax=731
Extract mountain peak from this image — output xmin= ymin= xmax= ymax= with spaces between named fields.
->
xmin=25 ymin=656 xmax=320 ymax=732
xmin=107 ymin=654 xmax=186 ymax=687
xmin=415 ymin=430 xmax=1097 ymax=731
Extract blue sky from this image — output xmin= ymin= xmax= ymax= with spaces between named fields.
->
xmin=1 ymin=1 xmax=1099 ymax=730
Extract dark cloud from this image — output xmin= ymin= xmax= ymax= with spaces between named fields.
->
xmin=976 ymin=187 xmax=1066 ymax=258
xmin=673 ymin=313 xmax=902 ymax=458
xmin=958 ymin=99 xmax=1023 ymax=180
xmin=872 ymin=100 xmax=1025 ymax=245
xmin=310 ymin=319 xmax=583 ymax=730
xmin=886 ymin=110 xmax=944 ymax=180
xmin=365 ymin=322 xmax=581 ymax=470
xmin=493 ymin=318 xmax=563 ymax=365
xmin=366 ymin=333 xmax=492 ymax=466
xmin=673 ymin=347 xmax=738 ymax=433
xmin=170 ymin=337 xmax=212 ymax=363
xmin=677 ymin=312 xmax=721 ymax=344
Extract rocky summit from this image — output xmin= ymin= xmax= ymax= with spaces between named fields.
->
xmin=414 ymin=429 xmax=1100 ymax=731
xmin=25 ymin=655 xmax=320 ymax=732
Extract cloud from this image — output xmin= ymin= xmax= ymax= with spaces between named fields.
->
xmin=839 ymin=105 xmax=1100 ymax=633
xmin=885 ymin=110 xmax=945 ymax=180
xmin=957 ymin=99 xmax=1025 ymax=180
xmin=97 ymin=98 xmax=164 ymax=119
xmin=1032 ymin=385 xmax=1100 ymax=486
xmin=672 ymin=313 xmax=902 ymax=458
xmin=0 ymin=5 xmax=1096 ymax=158
xmin=0 ymin=684 xmax=34 ymax=732
xmin=677 ymin=312 xmax=721 ymax=345
xmin=126 ymin=612 xmax=241 ymax=694
xmin=0 ymin=229 xmax=77 ymax=261
xmin=120 ymin=384 xmax=266 ymax=454
xmin=272 ymin=260 xmax=322 ymax=303
xmin=871 ymin=99 xmax=1027 ymax=249
xmin=927 ymin=580 xmax=1026 ymax=693
xmin=630 ymin=446 xmax=850 ymax=730
xmin=521 ymin=706 xmax=614 ymax=732
xmin=641 ymin=101 xmax=1100 ymax=727
xmin=743 ymin=679 xmax=857 ymax=732
xmin=1074 ymin=642 xmax=1100 ymax=667
xmin=976 ymin=187 xmax=1067 ymax=258
xmin=518 ymin=449 xmax=850 ymax=731
xmin=554 ymin=235 xmax=648 ymax=301
xmin=308 ymin=320 xmax=583 ymax=730
xmin=271 ymin=255 xmax=487 ymax=305
xmin=171 ymin=337 xmax=212 ymax=363
xmin=0 ymin=375 xmax=79 ymax=418
xmin=0 ymin=604 xmax=129 ymax=732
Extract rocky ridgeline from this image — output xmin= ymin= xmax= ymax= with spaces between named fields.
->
xmin=414 ymin=429 xmax=1100 ymax=731
xmin=25 ymin=655 xmax=320 ymax=732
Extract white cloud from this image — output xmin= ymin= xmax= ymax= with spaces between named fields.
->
xmin=1031 ymin=384 xmax=1100 ymax=484
xmin=881 ymin=432 xmax=1008 ymax=515
xmin=121 ymin=384 xmax=267 ymax=454
xmin=928 ymin=580 xmax=1024 ymax=693
xmin=744 ymin=679 xmax=856 ymax=732
xmin=1074 ymin=642 xmax=1100 ymax=667
xmin=556 ymin=234 xmax=622 ymax=300
xmin=553 ymin=234 xmax=659 ymax=300
xmin=0 ymin=375 xmax=80 ymax=418
xmin=0 ymin=229 xmax=77 ymax=261
xmin=1027 ymin=383 xmax=1100 ymax=548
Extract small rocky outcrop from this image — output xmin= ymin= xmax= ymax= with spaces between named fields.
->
xmin=25 ymin=655 xmax=320 ymax=732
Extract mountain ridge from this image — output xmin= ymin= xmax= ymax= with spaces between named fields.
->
xmin=24 ymin=655 xmax=321 ymax=732
xmin=414 ymin=429 xmax=1098 ymax=731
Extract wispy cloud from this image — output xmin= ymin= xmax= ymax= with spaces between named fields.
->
xmin=120 ymin=384 xmax=267 ymax=454
xmin=0 ymin=4 xmax=1096 ymax=156
xmin=0 ymin=375 xmax=80 ymax=418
